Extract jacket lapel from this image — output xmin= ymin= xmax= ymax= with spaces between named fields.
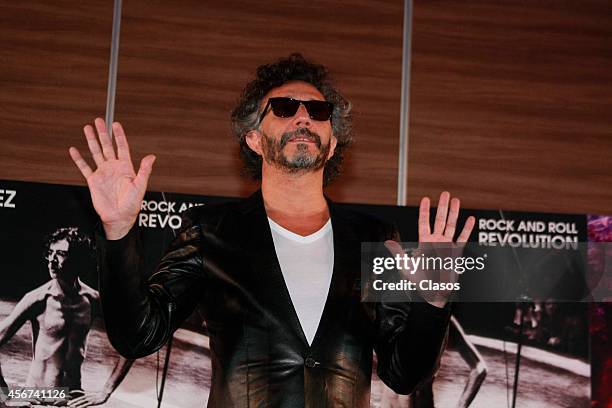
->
xmin=309 ymin=200 xmax=359 ymax=349
xmin=238 ymin=190 xmax=310 ymax=349
xmin=237 ymin=190 xmax=358 ymax=351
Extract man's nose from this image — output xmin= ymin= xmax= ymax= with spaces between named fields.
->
xmin=291 ymin=104 xmax=312 ymax=128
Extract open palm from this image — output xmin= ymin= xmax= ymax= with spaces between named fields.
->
xmin=69 ymin=118 xmax=155 ymax=239
xmin=418 ymin=191 xmax=474 ymax=244
xmin=385 ymin=191 xmax=475 ymax=307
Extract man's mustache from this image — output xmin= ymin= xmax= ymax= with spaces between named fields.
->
xmin=279 ymin=128 xmax=322 ymax=149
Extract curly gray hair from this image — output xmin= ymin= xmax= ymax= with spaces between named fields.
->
xmin=230 ymin=53 xmax=353 ymax=186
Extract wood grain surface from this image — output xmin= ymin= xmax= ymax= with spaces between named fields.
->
xmin=112 ymin=0 xmax=403 ymax=203
xmin=1 ymin=1 xmax=611 ymax=214
xmin=409 ymin=0 xmax=612 ymax=214
xmin=0 ymin=1 xmax=113 ymax=184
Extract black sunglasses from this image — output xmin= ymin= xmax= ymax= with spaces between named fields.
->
xmin=258 ymin=97 xmax=334 ymax=124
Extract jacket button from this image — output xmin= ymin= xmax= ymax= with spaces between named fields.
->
xmin=305 ymin=357 xmax=318 ymax=368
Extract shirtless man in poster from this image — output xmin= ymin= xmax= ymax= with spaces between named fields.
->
xmin=0 ymin=228 xmax=132 ymax=407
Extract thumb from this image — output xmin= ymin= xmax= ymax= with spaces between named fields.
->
xmin=384 ymin=239 xmax=404 ymax=256
xmin=134 ymin=154 xmax=156 ymax=190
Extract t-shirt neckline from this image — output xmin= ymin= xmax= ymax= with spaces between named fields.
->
xmin=267 ymin=217 xmax=332 ymax=243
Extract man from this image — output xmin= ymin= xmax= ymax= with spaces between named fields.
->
xmin=69 ymin=53 xmax=475 ymax=407
xmin=0 ymin=228 xmax=133 ymax=407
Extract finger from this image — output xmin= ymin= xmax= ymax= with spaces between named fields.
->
xmin=457 ymin=216 xmax=476 ymax=243
xmin=134 ymin=154 xmax=156 ymax=192
xmin=95 ymin=117 xmax=117 ymax=160
xmin=84 ymin=124 xmax=105 ymax=166
xmin=433 ymin=191 xmax=450 ymax=235
xmin=384 ymin=239 xmax=405 ymax=256
xmin=68 ymin=396 xmax=84 ymax=404
xmin=67 ymin=397 xmax=87 ymax=407
xmin=418 ymin=196 xmax=431 ymax=240
xmin=112 ymin=121 xmax=132 ymax=162
xmin=68 ymin=147 xmax=93 ymax=179
xmin=443 ymin=197 xmax=460 ymax=240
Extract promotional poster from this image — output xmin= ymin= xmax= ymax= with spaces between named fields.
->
xmin=0 ymin=179 xmax=600 ymax=407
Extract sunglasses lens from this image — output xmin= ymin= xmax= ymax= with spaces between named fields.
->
xmin=268 ymin=98 xmax=333 ymax=121
xmin=304 ymin=101 xmax=333 ymax=121
xmin=270 ymin=98 xmax=300 ymax=117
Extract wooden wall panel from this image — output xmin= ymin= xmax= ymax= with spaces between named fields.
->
xmin=3 ymin=2 xmax=611 ymax=212
xmin=409 ymin=1 xmax=612 ymax=214
xmin=0 ymin=1 xmax=112 ymax=184
xmin=112 ymin=0 xmax=404 ymax=203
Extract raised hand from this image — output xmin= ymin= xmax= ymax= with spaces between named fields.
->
xmin=418 ymin=191 xmax=475 ymax=245
xmin=385 ymin=191 xmax=475 ymax=307
xmin=69 ymin=118 xmax=156 ymax=239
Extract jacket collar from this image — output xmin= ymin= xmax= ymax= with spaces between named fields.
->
xmin=235 ymin=188 xmax=336 ymax=215
xmin=238 ymin=189 xmax=356 ymax=350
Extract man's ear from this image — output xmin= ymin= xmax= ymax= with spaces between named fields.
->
xmin=327 ymin=135 xmax=338 ymax=159
xmin=245 ymin=130 xmax=263 ymax=156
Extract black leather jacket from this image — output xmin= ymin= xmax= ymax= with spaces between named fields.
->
xmin=97 ymin=190 xmax=450 ymax=407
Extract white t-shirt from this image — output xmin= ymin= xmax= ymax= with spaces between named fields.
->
xmin=268 ymin=217 xmax=334 ymax=345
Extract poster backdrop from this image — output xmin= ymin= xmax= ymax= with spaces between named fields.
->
xmin=0 ymin=180 xmax=599 ymax=407
xmin=587 ymin=215 xmax=612 ymax=408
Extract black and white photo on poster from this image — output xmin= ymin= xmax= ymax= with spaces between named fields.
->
xmin=347 ymin=204 xmax=591 ymax=407
xmin=0 ymin=180 xmax=212 ymax=407
xmin=0 ymin=180 xmax=594 ymax=407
